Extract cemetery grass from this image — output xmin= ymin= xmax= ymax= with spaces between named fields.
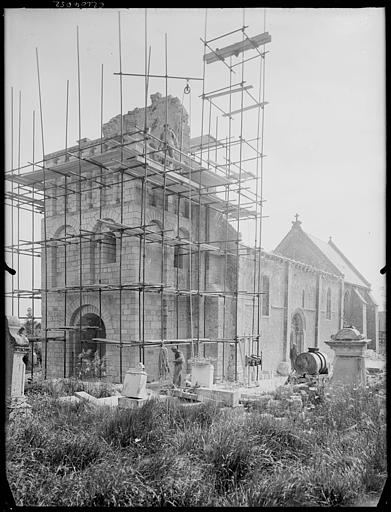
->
xmin=7 ymin=379 xmax=386 ymax=506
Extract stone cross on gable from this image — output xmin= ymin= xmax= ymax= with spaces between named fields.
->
xmin=292 ymin=213 xmax=302 ymax=227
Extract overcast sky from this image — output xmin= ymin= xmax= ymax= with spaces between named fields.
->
xmin=4 ymin=8 xmax=386 ymax=311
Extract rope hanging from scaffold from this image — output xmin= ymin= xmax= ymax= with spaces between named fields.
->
xmin=158 ymin=343 xmax=170 ymax=380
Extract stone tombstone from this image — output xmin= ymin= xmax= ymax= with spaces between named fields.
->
xmin=122 ymin=362 xmax=148 ymax=399
xmin=325 ymin=326 xmax=369 ymax=386
xmin=277 ymin=361 xmax=291 ymax=377
xmin=191 ymin=360 xmax=214 ymax=388
xmin=5 ymin=316 xmax=31 ymax=416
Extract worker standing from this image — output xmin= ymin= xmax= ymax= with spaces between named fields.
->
xmin=159 ymin=123 xmax=178 ymax=158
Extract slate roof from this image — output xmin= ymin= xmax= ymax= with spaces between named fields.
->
xmin=306 ymin=233 xmax=370 ymax=288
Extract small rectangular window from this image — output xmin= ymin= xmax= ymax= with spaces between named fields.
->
xmin=102 ymin=233 xmax=116 ymax=264
xmin=150 ymin=189 xmax=157 ymax=207
xmin=174 ymin=246 xmax=183 ymax=269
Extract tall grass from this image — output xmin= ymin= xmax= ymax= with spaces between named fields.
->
xmin=25 ymin=376 xmax=117 ymax=398
xmin=6 ymin=380 xmax=387 ymax=506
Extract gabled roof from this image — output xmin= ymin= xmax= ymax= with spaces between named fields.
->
xmin=274 ymin=220 xmax=370 ymax=289
xmin=307 ymin=234 xmax=370 ymax=288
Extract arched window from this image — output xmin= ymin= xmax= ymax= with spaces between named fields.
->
xmin=291 ymin=311 xmax=305 ymax=353
xmin=51 ymin=225 xmax=77 ymax=287
xmin=326 ymin=287 xmax=331 ymax=319
xmin=101 ymin=232 xmax=116 ymax=264
xmin=261 ymin=275 xmax=270 ymax=316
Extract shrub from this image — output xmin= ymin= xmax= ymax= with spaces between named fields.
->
xmin=76 ymin=350 xmax=106 ymax=379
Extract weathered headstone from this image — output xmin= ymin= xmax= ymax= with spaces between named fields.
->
xmin=191 ymin=360 xmax=214 ymax=388
xmin=122 ymin=363 xmax=148 ymax=399
xmin=6 ymin=316 xmax=31 ymax=419
xmin=325 ymin=327 xmax=369 ymax=386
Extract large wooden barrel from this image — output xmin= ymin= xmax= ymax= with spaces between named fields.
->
xmin=294 ymin=349 xmax=329 ymax=375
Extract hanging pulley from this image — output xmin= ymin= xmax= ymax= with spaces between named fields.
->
xmin=184 ymin=81 xmax=191 ymax=95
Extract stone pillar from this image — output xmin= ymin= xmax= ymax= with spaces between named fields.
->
xmin=6 ymin=316 xmax=31 ymax=419
xmin=325 ymin=327 xmax=369 ymax=386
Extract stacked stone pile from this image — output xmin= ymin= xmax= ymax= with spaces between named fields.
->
xmin=241 ymin=382 xmax=318 ymax=419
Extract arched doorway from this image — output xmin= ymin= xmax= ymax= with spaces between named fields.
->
xmin=290 ymin=311 xmax=305 ymax=355
xmin=72 ymin=312 xmax=106 ymax=378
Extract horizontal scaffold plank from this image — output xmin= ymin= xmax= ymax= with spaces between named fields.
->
xmin=203 ymin=84 xmax=253 ymax=100
xmin=223 ymin=102 xmax=268 ymax=117
xmin=204 ymin=32 xmax=271 ymax=64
